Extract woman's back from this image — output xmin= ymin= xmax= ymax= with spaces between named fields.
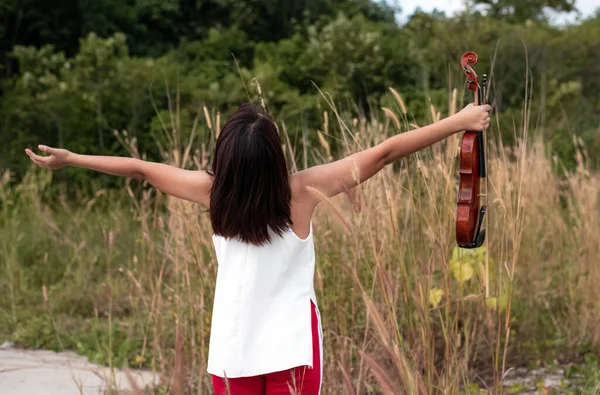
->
xmin=208 ymin=220 xmax=321 ymax=378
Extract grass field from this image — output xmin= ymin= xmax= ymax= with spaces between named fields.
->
xmin=1 ymin=87 xmax=600 ymax=394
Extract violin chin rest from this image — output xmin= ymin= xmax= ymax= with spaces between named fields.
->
xmin=474 ymin=229 xmax=486 ymax=248
xmin=458 ymin=229 xmax=485 ymax=249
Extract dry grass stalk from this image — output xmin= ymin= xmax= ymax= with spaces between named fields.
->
xmin=450 ymin=88 xmax=457 ymax=116
xmin=306 ymin=186 xmax=352 ymax=234
xmin=8 ymin=80 xmax=600 ymax=395
xmin=203 ymin=105 xmax=212 ymax=130
xmin=317 ymin=130 xmax=332 ymax=161
xmin=381 ymin=107 xmax=401 ymax=130
xmin=358 ymin=350 xmax=401 ymax=395
xmin=123 ymin=369 xmax=144 ymax=395
xmin=389 ymin=87 xmax=407 ymax=115
xmin=338 ymin=362 xmax=356 ymax=395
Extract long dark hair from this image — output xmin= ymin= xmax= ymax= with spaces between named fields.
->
xmin=209 ymin=103 xmax=292 ymax=245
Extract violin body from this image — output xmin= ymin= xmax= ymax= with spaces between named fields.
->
xmin=456 ymin=52 xmax=487 ymax=249
xmin=456 ymin=132 xmax=483 ymax=246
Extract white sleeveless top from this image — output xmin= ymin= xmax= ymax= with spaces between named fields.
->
xmin=207 ymin=222 xmax=321 ymax=378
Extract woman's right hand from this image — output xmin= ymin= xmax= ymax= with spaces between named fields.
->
xmin=25 ymin=145 xmax=72 ymax=170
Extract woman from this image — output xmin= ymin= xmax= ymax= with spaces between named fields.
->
xmin=25 ymin=102 xmax=490 ymax=395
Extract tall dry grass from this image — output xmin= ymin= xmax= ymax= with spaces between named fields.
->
xmin=1 ymin=82 xmax=600 ymax=395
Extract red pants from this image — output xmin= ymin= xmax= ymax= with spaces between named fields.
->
xmin=212 ymin=301 xmax=322 ymax=395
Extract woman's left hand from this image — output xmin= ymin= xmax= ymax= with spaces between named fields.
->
xmin=25 ymin=145 xmax=72 ymax=170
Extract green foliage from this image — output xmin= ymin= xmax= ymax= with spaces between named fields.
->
xmin=11 ymin=312 xmax=146 ymax=368
xmin=2 ymin=2 xmax=600 ymax=183
xmin=261 ymin=14 xmax=408 ymax=95
xmin=2 ymin=3 xmax=600 ymax=391
xmin=473 ymin=0 xmax=576 ymax=22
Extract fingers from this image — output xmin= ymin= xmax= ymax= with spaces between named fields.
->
xmin=33 ymin=158 xmax=48 ymax=168
xmin=38 ymin=145 xmax=58 ymax=154
xmin=26 ymin=154 xmax=47 ymax=168
xmin=25 ymin=148 xmax=49 ymax=167
xmin=478 ymin=106 xmax=490 ymax=130
xmin=25 ymin=148 xmax=47 ymax=162
xmin=480 ymin=105 xmax=491 ymax=129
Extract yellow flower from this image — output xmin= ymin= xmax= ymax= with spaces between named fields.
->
xmin=449 ymin=246 xmax=484 ymax=283
xmin=485 ymin=295 xmax=508 ymax=312
xmin=449 ymin=259 xmax=474 ymax=283
xmin=429 ymin=288 xmax=444 ymax=308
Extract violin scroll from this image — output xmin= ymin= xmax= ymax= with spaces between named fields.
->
xmin=461 ymin=52 xmax=479 ymax=93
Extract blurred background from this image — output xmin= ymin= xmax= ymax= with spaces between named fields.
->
xmin=1 ymin=0 xmax=600 ymax=181
xmin=1 ymin=1 xmax=600 ymax=394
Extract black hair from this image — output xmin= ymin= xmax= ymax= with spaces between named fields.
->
xmin=209 ymin=103 xmax=292 ymax=245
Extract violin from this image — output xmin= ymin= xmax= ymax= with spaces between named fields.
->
xmin=456 ymin=52 xmax=487 ymax=249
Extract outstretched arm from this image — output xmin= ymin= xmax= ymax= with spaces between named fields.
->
xmin=295 ymin=103 xmax=491 ymax=204
xmin=25 ymin=146 xmax=212 ymax=206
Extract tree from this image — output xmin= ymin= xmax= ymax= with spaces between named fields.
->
xmin=472 ymin=0 xmax=575 ymax=22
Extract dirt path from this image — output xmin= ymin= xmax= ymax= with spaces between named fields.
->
xmin=0 ymin=345 xmax=158 ymax=395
